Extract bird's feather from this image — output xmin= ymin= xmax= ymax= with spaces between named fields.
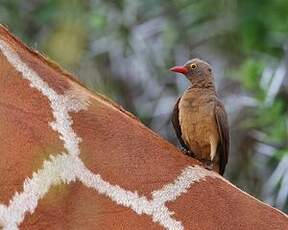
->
xmin=171 ymin=97 xmax=190 ymax=152
xmin=214 ymin=100 xmax=230 ymax=175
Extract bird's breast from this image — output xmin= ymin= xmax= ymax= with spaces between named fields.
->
xmin=178 ymin=92 xmax=219 ymax=159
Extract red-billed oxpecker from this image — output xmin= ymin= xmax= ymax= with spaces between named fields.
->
xmin=170 ymin=58 xmax=229 ymax=175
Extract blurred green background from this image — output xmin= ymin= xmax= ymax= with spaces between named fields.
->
xmin=1 ymin=0 xmax=288 ymax=212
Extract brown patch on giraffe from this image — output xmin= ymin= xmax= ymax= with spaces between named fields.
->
xmin=167 ymin=177 xmax=288 ymax=230
xmin=72 ymin=98 xmax=194 ymax=197
xmin=0 ymin=25 xmax=138 ymax=119
xmin=0 ymin=25 xmax=80 ymax=94
xmin=20 ymin=182 xmax=163 ymax=230
xmin=0 ymin=52 xmax=65 ymax=204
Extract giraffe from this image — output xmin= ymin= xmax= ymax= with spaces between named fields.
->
xmin=0 ymin=25 xmax=287 ymax=230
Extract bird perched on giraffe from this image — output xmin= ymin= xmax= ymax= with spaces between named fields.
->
xmin=170 ymin=58 xmax=229 ymax=175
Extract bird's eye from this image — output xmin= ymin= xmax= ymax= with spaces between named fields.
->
xmin=190 ymin=63 xmax=197 ymax=69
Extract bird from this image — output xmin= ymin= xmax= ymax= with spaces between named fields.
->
xmin=169 ymin=58 xmax=229 ymax=175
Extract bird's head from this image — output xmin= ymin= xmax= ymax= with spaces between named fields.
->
xmin=169 ymin=58 xmax=212 ymax=82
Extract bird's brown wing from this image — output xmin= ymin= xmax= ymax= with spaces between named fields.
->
xmin=214 ymin=100 xmax=230 ymax=175
xmin=171 ymin=97 xmax=190 ymax=151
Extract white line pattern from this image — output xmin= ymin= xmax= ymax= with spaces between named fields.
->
xmin=0 ymin=39 xmax=218 ymax=230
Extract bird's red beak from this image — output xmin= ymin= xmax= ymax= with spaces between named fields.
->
xmin=169 ymin=65 xmax=188 ymax=75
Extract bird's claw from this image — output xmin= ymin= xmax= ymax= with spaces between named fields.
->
xmin=181 ymin=147 xmax=194 ymax=157
xmin=202 ymin=160 xmax=213 ymax=171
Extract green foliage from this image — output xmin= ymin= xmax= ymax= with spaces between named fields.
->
xmin=237 ymin=59 xmax=265 ymax=100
